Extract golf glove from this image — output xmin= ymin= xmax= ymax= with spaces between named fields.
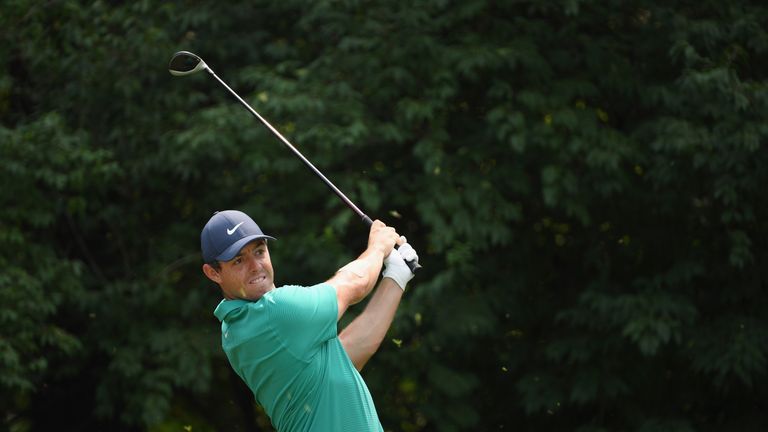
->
xmin=383 ymin=238 xmax=419 ymax=291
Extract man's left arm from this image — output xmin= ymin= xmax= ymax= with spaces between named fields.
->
xmin=339 ymin=243 xmax=418 ymax=371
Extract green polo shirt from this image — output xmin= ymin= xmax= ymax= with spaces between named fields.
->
xmin=214 ymin=283 xmax=383 ymax=432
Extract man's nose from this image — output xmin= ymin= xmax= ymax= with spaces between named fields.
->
xmin=246 ymin=256 xmax=261 ymax=271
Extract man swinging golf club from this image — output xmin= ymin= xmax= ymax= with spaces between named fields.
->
xmin=201 ymin=210 xmax=419 ymax=431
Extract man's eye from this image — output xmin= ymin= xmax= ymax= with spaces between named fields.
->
xmin=234 ymin=258 xmax=242 ymax=265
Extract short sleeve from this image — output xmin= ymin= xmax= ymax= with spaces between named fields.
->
xmin=266 ymin=283 xmax=339 ymax=360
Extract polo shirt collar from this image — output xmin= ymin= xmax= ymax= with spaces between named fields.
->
xmin=213 ymin=298 xmax=249 ymax=322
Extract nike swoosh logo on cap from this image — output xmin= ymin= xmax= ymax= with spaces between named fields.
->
xmin=227 ymin=222 xmax=245 ymax=235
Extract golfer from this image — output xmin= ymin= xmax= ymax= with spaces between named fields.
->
xmin=200 ymin=210 xmax=419 ymax=431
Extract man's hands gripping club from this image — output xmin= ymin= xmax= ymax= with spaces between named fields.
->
xmin=364 ymin=222 xmax=420 ymax=291
xmin=383 ymin=239 xmax=419 ymax=291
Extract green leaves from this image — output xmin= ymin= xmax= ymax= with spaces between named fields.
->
xmin=516 ymin=374 xmax=564 ymax=415
xmin=558 ymin=289 xmax=698 ymax=357
xmin=3 ymin=0 xmax=768 ymax=431
xmin=0 ymin=113 xmax=114 ymax=409
xmin=619 ymin=291 xmax=698 ymax=356
xmin=692 ymin=317 xmax=768 ymax=388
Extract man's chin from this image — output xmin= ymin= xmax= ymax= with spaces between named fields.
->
xmin=243 ymin=282 xmax=275 ymax=300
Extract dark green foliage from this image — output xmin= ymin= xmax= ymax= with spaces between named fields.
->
xmin=1 ymin=0 xmax=767 ymax=431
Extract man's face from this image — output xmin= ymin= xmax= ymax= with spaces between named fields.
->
xmin=203 ymin=240 xmax=275 ymax=300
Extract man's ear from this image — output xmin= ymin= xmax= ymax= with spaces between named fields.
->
xmin=202 ymin=263 xmax=222 ymax=284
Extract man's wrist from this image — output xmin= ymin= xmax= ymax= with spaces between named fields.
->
xmin=382 ymin=269 xmax=408 ymax=291
xmin=382 ymin=276 xmax=406 ymax=291
xmin=362 ymin=246 xmax=387 ymax=264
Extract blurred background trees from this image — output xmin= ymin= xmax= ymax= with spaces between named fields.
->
xmin=2 ymin=0 xmax=767 ymax=431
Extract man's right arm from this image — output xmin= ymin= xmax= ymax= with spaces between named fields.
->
xmin=326 ymin=220 xmax=399 ymax=321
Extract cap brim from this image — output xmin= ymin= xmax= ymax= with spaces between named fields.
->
xmin=215 ymin=234 xmax=277 ymax=262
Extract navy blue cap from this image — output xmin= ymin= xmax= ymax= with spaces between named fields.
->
xmin=201 ymin=210 xmax=276 ymax=263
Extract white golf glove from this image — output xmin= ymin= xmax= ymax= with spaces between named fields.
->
xmin=382 ymin=238 xmax=419 ymax=291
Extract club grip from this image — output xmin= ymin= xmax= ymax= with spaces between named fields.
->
xmin=361 ymin=214 xmax=421 ymax=272
xmin=403 ymin=252 xmax=422 ymax=273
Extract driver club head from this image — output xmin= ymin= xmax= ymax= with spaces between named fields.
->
xmin=169 ymin=51 xmax=208 ymax=76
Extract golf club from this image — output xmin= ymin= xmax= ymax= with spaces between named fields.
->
xmin=169 ymin=51 xmax=420 ymax=272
